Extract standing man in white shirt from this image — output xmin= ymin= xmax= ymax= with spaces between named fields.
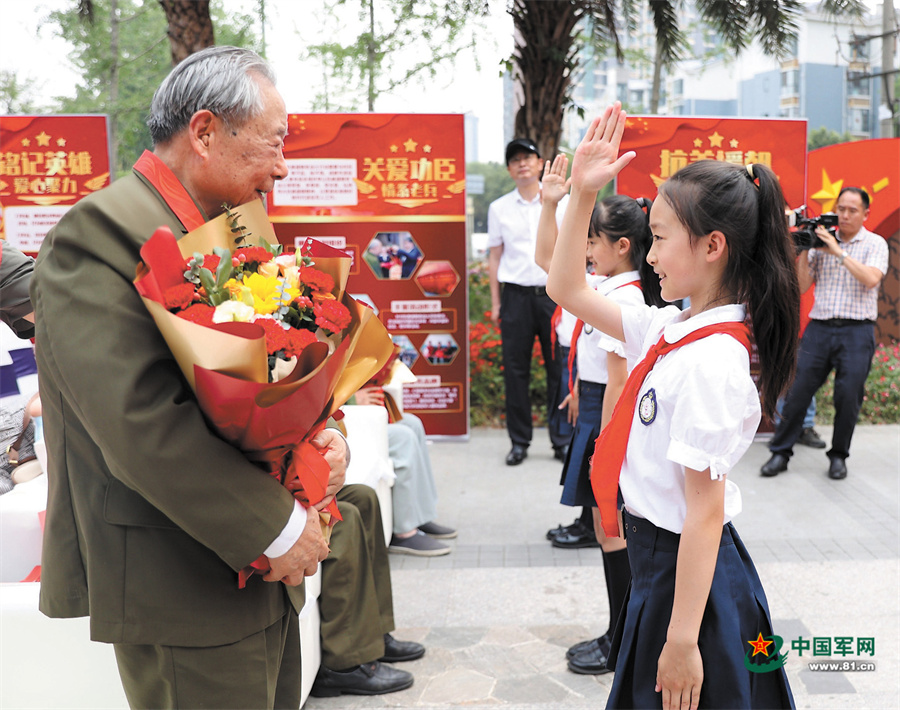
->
xmin=488 ymin=138 xmax=570 ymax=466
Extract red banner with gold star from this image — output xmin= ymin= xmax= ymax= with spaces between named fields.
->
xmin=269 ymin=114 xmax=468 ymax=438
xmin=0 ymin=115 xmax=111 ymax=255
xmin=617 ymin=116 xmax=807 ymax=208
xmin=808 ymin=138 xmax=900 ymax=341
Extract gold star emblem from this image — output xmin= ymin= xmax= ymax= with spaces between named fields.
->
xmin=21 ymin=138 xmax=30 ymax=147
xmin=35 ymin=131 xmax=52 ymax=147
xmin=730 ymin=139 xmax=739 ymax=148
xmin=423 ymin=144 xmax=432 ymax=153
xmin=811 ymin=169 xmax=843 ymax=213
xmin=708 ymin=132 xmax=724 ymax=148
xmin=57 ymin=138 xmax=67 ymax=147
xmin=747 ymin=633 xmax=774 ymax=657
xmin=403 ymin=138 xmax=418 ymax=152
xmin=693 ymin=138 xmax=703 ymax=148
xmin=390 ymin=144 xmax=399 ymax=153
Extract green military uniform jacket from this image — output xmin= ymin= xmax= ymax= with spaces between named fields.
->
xmin=32 ymin=168 xmax=305 ymax=647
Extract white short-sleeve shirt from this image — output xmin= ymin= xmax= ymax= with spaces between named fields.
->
xmin=556 ymin=307 xmax=579 ymax=348
xmin=617 ymin=303 xmax=760 ymax=533
xmin=577 ymin=271 xmax=643 ymax=384
xmin=487 ymin=188 xmax=569 ymax=287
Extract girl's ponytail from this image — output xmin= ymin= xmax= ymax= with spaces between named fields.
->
xmin=634 ymin=198 xmax=664 ymax=307
xmin=744 ymin=164 xmax=800 ymax=417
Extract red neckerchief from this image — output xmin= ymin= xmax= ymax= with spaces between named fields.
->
xmin=590 ymin=320 xmax=752 ymax=537
xmin=133 ymin=150 xmax=206 ymax=232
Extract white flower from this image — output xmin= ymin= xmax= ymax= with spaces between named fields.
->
xmin=213 ymin=300 xmax=255 ymax=323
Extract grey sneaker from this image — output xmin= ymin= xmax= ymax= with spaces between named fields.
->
xmin=389 ymin=531 xmax=450 ymax=556
xmin=418 ymin=521 xmax=457 ymax=539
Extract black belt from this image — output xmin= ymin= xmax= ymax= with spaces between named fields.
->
xmin=503 ymin=282 xmax=547 ymax=296
xmin=816 ymin=318 xmax=875 ymax=327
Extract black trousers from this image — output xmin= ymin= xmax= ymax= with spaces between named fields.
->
xmin=499 ymin=283 xmax=566 ymax=449
xmin=770 ymin=319 xmax=875 ymax=461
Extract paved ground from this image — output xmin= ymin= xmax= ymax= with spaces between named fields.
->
xmin=306 ymin=425 xmax=900 ymax=710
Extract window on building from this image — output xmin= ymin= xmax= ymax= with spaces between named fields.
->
xmin=780 ymin=69 xmax=799 ymax=97
xmin=847 ymin=73 xmax=869 ymax=97
xmin=672 ymin=79 xmax=683 ymax=97
xmin=848 ymin=106 xmax=870 ymax=134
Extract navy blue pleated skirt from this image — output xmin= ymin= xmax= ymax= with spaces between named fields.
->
xmin=559 ymin=380 xmax=605 ymax=507
xmin=606 ymin=509 xmax=795 ymax=710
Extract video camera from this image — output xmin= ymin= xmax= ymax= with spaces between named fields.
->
xmin=788 ymin=206 xmax=838 ymax=251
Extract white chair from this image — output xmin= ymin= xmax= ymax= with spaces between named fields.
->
xmin=0 ymin=583 xmax=128 ymax=709
xmin=0 ymin=473 xmax=46 ymax=583
xmin=340 ymin=404 xmax=395 ymax=546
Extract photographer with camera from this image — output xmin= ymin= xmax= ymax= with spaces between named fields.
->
xmin=762 ymin=187 xmax=888 ymax=480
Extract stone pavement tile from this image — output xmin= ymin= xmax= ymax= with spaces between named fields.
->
xmin=788 ymin=538 xmax=827 ymax=563
xmin=833 ymin=537 xmax=877 ymax=560
xmin=419 ymin=668 xmax=495 ymax=706
xmin=492 ymin=674 xmax=576 ymax=706
xmin=809 ymin=537 xmax=852 ymax=561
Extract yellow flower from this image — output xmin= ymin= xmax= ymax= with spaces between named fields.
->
xmin=244 ymin=272 xmax=300 ymax=315
xmin=282 ymin=265 xmax=301 ymax=290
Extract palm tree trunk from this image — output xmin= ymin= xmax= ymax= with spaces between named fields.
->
xmin=157 ymin=0 xmax=215 ymax=66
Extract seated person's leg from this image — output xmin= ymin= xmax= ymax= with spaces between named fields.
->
xmin=311 ymin=484 xmax=423 ymax=697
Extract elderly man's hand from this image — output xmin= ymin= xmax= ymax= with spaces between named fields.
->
xmin=264 ymin=509 xmax=329 ymax=586
xmin=309 ymin=428 xmax=348 ymax=512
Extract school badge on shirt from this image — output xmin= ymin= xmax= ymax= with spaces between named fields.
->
xmin=639 ymin=388 xmax=657 ymax=425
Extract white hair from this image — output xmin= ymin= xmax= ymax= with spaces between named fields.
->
xmin=147 ymin=46 xmax=277 ymax=145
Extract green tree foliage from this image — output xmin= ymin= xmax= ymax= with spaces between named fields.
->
xmin=508 ymin=1 xmax=864 ymax=158
xmin=43 ymin=0 xmax=261 ymax=178
xmin=465 ymin=161 xmax=515 ymax=234
xmin=305 ymin=0 xmax=487 ymax=112
xmin=0 ymin=71 xmax=41 ymax=114
xmin=808 ymin=126 xmax=854 ymax=151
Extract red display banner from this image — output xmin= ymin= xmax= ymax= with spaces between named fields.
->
xmin=808 ymin=138 xmax=900 ymax=341
xmin=617 ymin=116 xmax=807 ymax=208
xmin=0 ymin=115 xmax=111 ymax=255
xmin=270 ymin=114 xmax=468 ymax=438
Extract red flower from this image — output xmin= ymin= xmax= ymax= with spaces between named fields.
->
xmin=314 ymin=299 xmax=351 ymax=333
xmin=283 ymin=328 xmax=318 ymax=358
xmin=300 ymin=266 xmax=334 ymax=294
xmin=164 ymin=282 xmax=196 ymax=311
xmin=176 ymin=303 xmax=215 ymax=326
xmin=235 ymin=246 xmax=274 ymax=265
xmin=255 ymin=318 xmax=291 ymax=355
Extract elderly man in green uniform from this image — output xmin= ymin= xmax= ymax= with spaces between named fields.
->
xmin=32 ymin=47 xmax=343 ymax=709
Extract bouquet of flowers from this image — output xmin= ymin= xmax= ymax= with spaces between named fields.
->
xmin=134 ymin=199 xmax=394 ymax=586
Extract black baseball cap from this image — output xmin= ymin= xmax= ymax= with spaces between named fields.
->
xmin=505 ymin=138 xmax=540 ymax=165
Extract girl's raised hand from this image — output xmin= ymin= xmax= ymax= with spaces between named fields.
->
xmin=541 ymin=154 xmax=571 ymax=205
xmin=570 ymin=102 xmax=636 ymax=193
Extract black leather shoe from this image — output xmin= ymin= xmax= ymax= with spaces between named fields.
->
xmin=551 ymin=522 xmax=600 ymax=549
xmin=760 ymin=453 xmax=789 ymax=477
xmin=553 ymin=444 xmax=569 ymax=462
xmin=567 ymin=637 xmax=613 ymax=675
xmin=309 ymin=661 xmax=413 ymax=697
xmin=798 ymin=427 xmax=827 ymax=449
xmin=506 ymin=444 xmax=528 ymax=466
xmin=547 ymin=519 xmax=580 ymax=541
xmin=566 ymin=634 xmax=607 ymax=661
xmin=379 ymin=633 xmax=425 ymax=662
xmin=828 ymin=457 xmax=848 ymax=480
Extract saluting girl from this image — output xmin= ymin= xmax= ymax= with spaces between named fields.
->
xmin=547 ymin=103 xmax=796 ymax=710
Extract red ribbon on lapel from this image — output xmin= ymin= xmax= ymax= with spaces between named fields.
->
xmin=133 ymin=150 xmax=206 ymax=232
